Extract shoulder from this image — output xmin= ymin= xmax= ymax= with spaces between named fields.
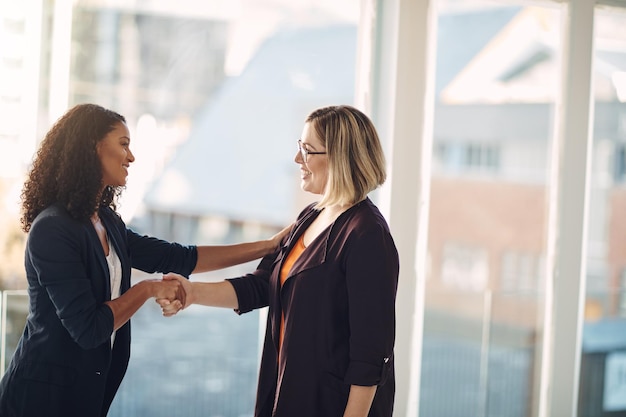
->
xmin=344 ymin=198 xmax=392 ymax=234
xmin=295 ymin=202 xmax=319 ymax=223
xmin=28 ymin=205 xmax=87 ymax=250
xmin=341 ymin=200 xmax=399 ymax=263
xmin=31 ymin=204 xmax=78 ymax=233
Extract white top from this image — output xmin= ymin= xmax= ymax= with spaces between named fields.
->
xmin=105 ymin=234 xmax=122 ymax=348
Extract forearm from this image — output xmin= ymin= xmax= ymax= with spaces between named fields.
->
xmin=192 ymin=242 xmax=273 ymax=273
xmin=343 ymin=385 xmax=377 ymax=417
xmin=188 ymin=281 xmax=239 ymax=309
xmin=105 ymin=281 xmax=152 ymax=331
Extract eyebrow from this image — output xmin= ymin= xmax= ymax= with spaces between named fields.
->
xmin=300 ymin=141 xmax=321 ymax=150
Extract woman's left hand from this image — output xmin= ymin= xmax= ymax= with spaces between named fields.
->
xmin=156 ymin=297 xmax=183 ymax=317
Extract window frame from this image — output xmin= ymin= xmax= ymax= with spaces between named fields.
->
xmin=356 ymin=0 xmax=603 ymax=416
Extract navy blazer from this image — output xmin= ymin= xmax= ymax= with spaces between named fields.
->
xmin=229 ymin=198 xmax=399 ymax=417
xmin=0 ymin=204 xmax=197 ymax=417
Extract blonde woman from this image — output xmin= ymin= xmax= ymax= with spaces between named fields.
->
xmin=162 ymin=105 xmax=399 ymax=417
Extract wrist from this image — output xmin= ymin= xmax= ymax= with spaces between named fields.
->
xmin=138 ymin=280 xmax=155 ymax=299
xmin=261 ymin=238 xmax=274 ymax=256
xmin=268 ymin=237 xmax=277 ymax=253
xmin=184 ymin=282 xmax=196 ymax=308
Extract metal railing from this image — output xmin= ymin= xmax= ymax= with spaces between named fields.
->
xmin=2 ymin=287 xmax=625 ymax=417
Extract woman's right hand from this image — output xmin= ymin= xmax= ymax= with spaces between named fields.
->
xmin=145 ymin=278 xmax=185 ymax=302
xmin=267 ymin=222 xmax=293 ymax=253
xmin=156 ymin=273 xmax=192 ymax=316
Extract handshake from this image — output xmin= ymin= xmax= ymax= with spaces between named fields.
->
xmin=146 ymin=273 xmax=192 ymax=317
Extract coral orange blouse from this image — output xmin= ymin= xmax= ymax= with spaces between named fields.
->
xmin=278 ymin=233 xmax=306 ymax=351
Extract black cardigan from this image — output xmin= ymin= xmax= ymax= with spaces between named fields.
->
xmin=229 ymin=198 xmax=399 ymax=417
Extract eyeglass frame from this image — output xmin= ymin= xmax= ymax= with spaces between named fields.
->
xmin=297 ymin=140 xmax=327 ymax=163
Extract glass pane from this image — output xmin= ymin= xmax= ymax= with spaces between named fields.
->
xmin=84 ymin=1 xmax=361 ymax=416
xmin=424 ymin=1 xmax=561 ymax=416
xmin=111 ymin=296 xmax=262 ymax=415
xmin=0 ymin=291 xmax=29 ymax=374
xmin=1 ymin=0 xmax=360 ymax=416
xmin=581 ymin=7 xmax=626 ymax=416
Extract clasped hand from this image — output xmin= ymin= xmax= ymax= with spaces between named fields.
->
xmin=155 ymin=273 xmax=191 ymax=317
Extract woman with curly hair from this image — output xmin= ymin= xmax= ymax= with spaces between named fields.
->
xmin=0 ymin=103 xmax=288 ymax=417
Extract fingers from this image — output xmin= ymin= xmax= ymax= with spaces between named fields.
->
xmin=278 ymin=222 xmax=294 ymax=240
xmin=151 ymin=274 xmax=193 ymax=317
xmin=163 ymin=272 xmax=186 ymax=282
xmin=175 ymin=283 xmax=187 ymax=308
xmin=156 ymin=297 xmax=171 ymax=307
xmin=163 ymin=273 xmax=193 ymax=309
xmin=153 ymin=279 xmax=181 ymax=301
xmin=270 ymin=222 xmax=294 ymax=251
xmin=159 ymin=298 xmax=183 ymax=317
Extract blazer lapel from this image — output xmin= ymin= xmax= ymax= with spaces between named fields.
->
xmin=100 ymin=211 xmax=131 ymax=293
xmin=85 ymin=219 xmax=111 ymax=300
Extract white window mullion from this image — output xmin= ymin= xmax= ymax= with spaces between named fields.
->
xmin=49 ymin=0 xmax=73 ymax=123
xmin=355 ymin=0 xmax=437 ymax=416
xmin=541 ymin=1 xmax=596 ymax=417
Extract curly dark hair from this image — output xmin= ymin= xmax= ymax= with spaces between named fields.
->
xmin=20 ymin=103 xmax=127 ymax=232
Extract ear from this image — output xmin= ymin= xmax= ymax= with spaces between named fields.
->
xmin=95 ymin=140 xmax=103 ymax=157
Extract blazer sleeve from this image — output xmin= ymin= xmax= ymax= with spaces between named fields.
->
xmin=27 ymin=215 xmax=114 ymax=350
xmin=342 ymin=220 xmax=399 ymax=386
xmin=125 ymin=228 xmax=197 ymax=277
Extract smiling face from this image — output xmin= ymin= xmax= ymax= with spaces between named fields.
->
xmin=97 ymin=121 xmax=134 ymax=188
xmin=295 ymin=121 xmax=328 ymax=195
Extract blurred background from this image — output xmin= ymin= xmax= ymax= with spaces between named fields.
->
xmin=1 ymin=0 xmax=626 ymax=416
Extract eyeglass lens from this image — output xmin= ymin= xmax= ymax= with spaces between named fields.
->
xmin=298 ymin=141 xmax=308 ymax=162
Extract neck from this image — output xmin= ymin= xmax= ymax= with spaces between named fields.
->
xmin=323 ymin=203 xmax=352 ymax=220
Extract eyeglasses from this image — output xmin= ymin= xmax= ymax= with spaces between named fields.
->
xmin=297 ymin=140 xmax=327 ymax=163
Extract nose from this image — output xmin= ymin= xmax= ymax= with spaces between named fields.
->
xmin=294 ymin=149 xmax=304 ymax=164
xmin=127 ymin=147 xmax=136 ymax=163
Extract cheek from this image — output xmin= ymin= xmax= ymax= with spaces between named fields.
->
xmin=318 ymin=163 xmax=329 ymax=182
xmin=314 ymin=167 xmax=329 ymax=189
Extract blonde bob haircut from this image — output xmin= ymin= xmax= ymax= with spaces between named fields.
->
xmin=306 ymin=105 xmax=387 ymax=209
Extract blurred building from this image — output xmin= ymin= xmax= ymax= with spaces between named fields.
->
xmin=69 ymin=1 xmax=230 ymax=123
xmin=0 ymin=1 xmax=47 ymax=289
xmin=133 ymin=9 xmax=626 ymax=415
xmin=0 ymin=0 xmax=232 ymax=289
xmin=141 ymin=6 xmax=626 ymax=321
xmin=139 ymin=23 xmax=357 ymax=244
xmin=429 ymin=6 xmax=626 ymax=323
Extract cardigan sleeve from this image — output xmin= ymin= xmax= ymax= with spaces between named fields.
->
xmin=227 ymin=250 xmax=278 ymax=314
xmin=342 ymin=219 xmax=399 ymax=386
xmin=27 ymin=215 xmax=114 ymax=350
xmin=227 ymin=205 xmax=311 ymax=314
